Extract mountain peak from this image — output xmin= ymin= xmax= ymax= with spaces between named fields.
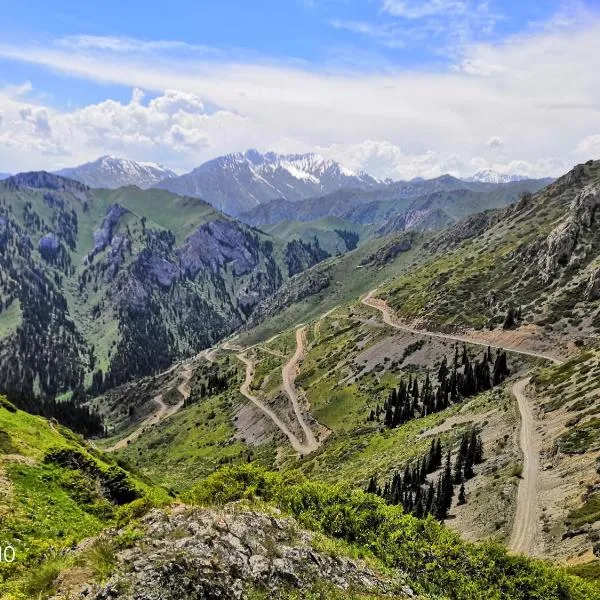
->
xmin=2 ymin=170 xmax=89 ymax=192
xmin=55 ymin=156 xmax=177 ymax=189
xmin=156 ymin=150 xmax=381 ymax=216
xmin=464 ymin=169 xmax=528 ymax=184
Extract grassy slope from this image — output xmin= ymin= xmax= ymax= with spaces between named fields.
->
xmin=381 ymin=162 xmax=600 ymax=330
xmin=0 ymin=397 xmax=169 ymax=597
xmin=238 ymin=232 xmax=426 ymax=346
xmin=184 ymin=464 xmax=600 ymax=600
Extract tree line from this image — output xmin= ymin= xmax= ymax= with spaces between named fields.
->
xmin=366 ymin=431 xmax=484 ymax=521
xmin=367 ymin=345 xmax=510 ymax=428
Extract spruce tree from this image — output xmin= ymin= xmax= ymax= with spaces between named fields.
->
xmin=457 ymin=483 xmax=467 ymax=506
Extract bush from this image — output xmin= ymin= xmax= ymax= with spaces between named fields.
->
xmin=184 ymin=464 xmax=600 ymax=600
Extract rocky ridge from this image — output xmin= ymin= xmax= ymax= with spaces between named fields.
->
xmin=57 ymin=506 xmax=415 ymax=600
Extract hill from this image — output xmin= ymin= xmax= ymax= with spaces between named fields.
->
xmin=0 ymin=172 xmax=340 ymax=416
xmin=241 ymin=178 xmax=551 ymax=233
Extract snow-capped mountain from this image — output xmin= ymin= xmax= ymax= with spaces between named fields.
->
xmin=0 ymin=173 xmax=11 ymax=180
xmin=154 ymin=150 xmax=381 ymax=216
xmin=55 ymin=156 xmax=177 ymax=189
xmin=463 ymin=170 xmax=528 ymax=184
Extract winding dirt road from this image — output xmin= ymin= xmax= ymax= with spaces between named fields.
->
xmin=237 ymin=353 xmax=313 ymax=455
xmin=281 ymin=327 xmax=319 ymax=452
xmin=361 ymin=289 xmax=564 ymax=556
xmin=106 ymin=363 xmax=195 ymax=452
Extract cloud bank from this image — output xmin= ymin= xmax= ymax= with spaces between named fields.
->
xmin=0 ymin=4 xmax=599 ymax=179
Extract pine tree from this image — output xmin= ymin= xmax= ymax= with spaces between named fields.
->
xmin=457 ymin=483 xmax=467 ymax=506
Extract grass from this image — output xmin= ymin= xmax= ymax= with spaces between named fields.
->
xmin=556 ymin=418 xmax=600 ymax=454
xmin=115 ymin=387 xmax=276 ymax=493
xmin=566 ymin=494 xmax=600 ymax=529
xmin=184 ymin=464 xmax=600 ymax=600
xmin=0 ymin=399 xmax=169 ymax=598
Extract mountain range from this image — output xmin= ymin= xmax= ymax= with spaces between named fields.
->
xmin=2 ymin=158 xmax=600 ymax=597
xmin=153 ymin=149 xmax=381 ymax=216
xmin=55 ymin=155 xmax=177 ymax=189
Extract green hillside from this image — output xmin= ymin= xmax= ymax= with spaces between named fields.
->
xmin=0 ymin=396 xmax=169 ymax=599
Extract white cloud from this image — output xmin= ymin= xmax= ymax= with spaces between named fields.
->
xmin=486 ymin=136 xmax=504 ymax=150
xmin=382 ymin=0 xmax=467 ymax=19
xmin=1 ymin=7 xmax=600 ymax=178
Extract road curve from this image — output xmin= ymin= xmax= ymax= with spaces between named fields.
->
xmin=362 ymin=290 xmax=563 ymax=365
xmin=362 ymin=288 xmax=564 ymax=556
xmin=237 ymin=353 xmax=312 ymax=455
xmin=106 ymin=363 xmax=195 ymax=452
xmin=281 ymin=327 xmax=319 ymax=452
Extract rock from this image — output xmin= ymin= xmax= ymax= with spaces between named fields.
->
xmin=537 ymin=184 xmax=600 ymax=282
xmin=91 ymin=204 xmax=128 ymax=257
xmin=59 ymin=507 xmax=412 ymax=600
xmin=585 ymin=267 xmax=600 ymax=300
xmin=38 ymin=232 xmax=60 ymax=255
xmin=177 ymin=219 xmax=259 ymax=278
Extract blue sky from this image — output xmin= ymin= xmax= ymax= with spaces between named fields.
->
xmin=0 ymin=0 xmax=565 ymax=108
xmin=0 ymin=0 xmax=599 ymax=178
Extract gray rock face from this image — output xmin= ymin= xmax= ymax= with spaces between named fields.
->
xmin=38 ymin=232 xmax=60 ymax=254
xmin=91 ymin=204 xmax=128 ymax=257
xmin=537 ymin=184 xmax=600 ymax=282
xmin=177 ymin=220 xmax=258 ymax=277
xmin=65 ymin=507 xmax=410 ymax=600
xmin=138 ymin=253 xmax=181 ymax=289
xmin=585 ymin=267 xmax=600 ymax=300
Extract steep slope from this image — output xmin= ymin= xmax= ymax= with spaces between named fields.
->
xmin=0 ymin=172 xmax=330 ymax=411
xmin=263 ymin=216 xmax=364 ymax=255
xmin=378 ymin=160 xmax=600 ymax=339
xmin=0 ymin=396 xmax=169 ymax=598
xmin=55 ymin=156 xmax=177 ymax=189
xmin=154 ymin=149 xmax=380 ymax=216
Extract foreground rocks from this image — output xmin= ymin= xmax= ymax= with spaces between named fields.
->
xmin=57 ymin=506 xmax=416 ymax=600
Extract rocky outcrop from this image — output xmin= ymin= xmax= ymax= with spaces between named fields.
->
xmin=537 ymin=184 xmax=600 ymax=282
xmin=585 ymin=266 xmax=600 ymax=300
xmin=90 ymin=204 xmax=128 ymax=257
xmin=38 ymin=232 xmax=60 ymax=255
xmin=177 ymin=220 xmax=259 ymax=277
xmin=361 ymin=235 xmax=413 ymax=268
xmin=62 ymin=506 xmax=412 ymax=600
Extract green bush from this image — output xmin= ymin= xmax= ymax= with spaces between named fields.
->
xmin=184 ymin=464 xmax=600 ymax=600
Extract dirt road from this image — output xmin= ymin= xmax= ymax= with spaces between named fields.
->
xmin=106 ymin=394 xmax=169 ymax=452
xmin=362 ymin=290 xmax=563 ymax=364
xmin=281 ymin=327 xmax=319 ymax=452
xmin=509 ymin=376 xmax=539 ymax=555
xmin=237 ymin=353 xmax=312 ymax=455
xmin=105 ymin=363 xmax=195 ymax=452
xmin=362 ymin=289 xmax=564 ymax=556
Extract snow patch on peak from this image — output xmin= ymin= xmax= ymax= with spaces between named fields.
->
xmin=464 ymin=169 xmax=528 ymax=184
xmin=55 ymin=156 xmax=177 ymax=189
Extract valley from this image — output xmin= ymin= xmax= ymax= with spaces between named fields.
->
xmin=1 ymin=158 xmax=600 ymax=599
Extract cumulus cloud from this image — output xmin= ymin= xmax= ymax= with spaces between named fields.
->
xmin=486 ymin=136 xmax=504 ymax=150
xmin=0 ymin=6 xmax=599 ymax=178
xmin=0 ymin=86 xmax=254 ymax=173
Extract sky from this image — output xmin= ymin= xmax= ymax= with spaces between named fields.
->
xmin=0 ymin=0 xmax=600 ymax=179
